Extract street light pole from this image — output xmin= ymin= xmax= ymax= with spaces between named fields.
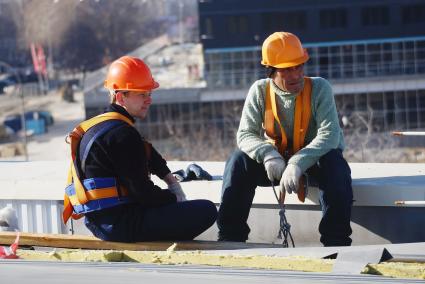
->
xmin=47 ymin=0 xmax=55 ymax=89
xmin=179 ymin=2 xmax=184 ymax=44
xmin=0 ymin=61 xmax=28 ymax=161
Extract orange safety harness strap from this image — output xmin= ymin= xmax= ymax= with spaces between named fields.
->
xmin=293 ymin=78 xmax=312 ymax=153
xmin=264 ymin=77 xmax=312 ymax=202
xmin=265 ymin=82 xmax=287 ymax=155
xmin=63 ymin=112 xmax=134 ymax=223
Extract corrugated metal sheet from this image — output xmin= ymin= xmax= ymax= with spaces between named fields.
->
xmin=0 ymin=200 xmax=67 ymax=234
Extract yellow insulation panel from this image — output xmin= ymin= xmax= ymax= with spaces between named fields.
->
xmin=17 ymin=248 xmax=425 ymax=279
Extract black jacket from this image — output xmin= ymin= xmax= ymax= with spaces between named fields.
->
xmin=79 ymin=104 xmax=176 ymax=209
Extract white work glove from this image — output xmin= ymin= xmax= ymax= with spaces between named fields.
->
xmin=280 ymin=164 xmax=302 ymax=194
xmin=168 ymin=182 xmax=187 ymax=202
xmin=263 ymin=151 xmax=286 ymax=182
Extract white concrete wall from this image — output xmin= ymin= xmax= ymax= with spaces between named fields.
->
xmin=0 ymin=161 xmax=424 ymax=245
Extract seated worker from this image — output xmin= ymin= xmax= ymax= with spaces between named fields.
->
xmin=63 ymin=56 xmax=217 ymax=242
xmin=217 ymin=32 xmax=353 ymax=246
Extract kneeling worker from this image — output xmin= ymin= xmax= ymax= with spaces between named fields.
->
xmin=63 ymin=56 xmax=217 ymax=242
xmin=217 ymin=32 xmax=353 ymax=246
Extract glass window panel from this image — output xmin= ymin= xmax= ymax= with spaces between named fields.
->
xmin=361 ymin=6 xmax=389 ymax=26
xmin=205 ymin=17 xmax=213 ymax=36
xmin=320 ymin=8 xmax=347 ymax=29
xmin=406 ymin=91 xmax=417 ymax=110
xmin=394 ymin=92 xmax=406 ymax=109
xmin=356 ymin=93 xmax=368 ymax=111
xmin=402 ymin=4 xmax=425 ymax=24
xmin=319 ymin=46 xmax=329 ymax=55
xmin=418 ymin=90 xmax=425 ymax=108
xmin=408 ymin=111 xmax=418 ymax=128
xmin=384 ymin=92 xmax=395 ymax=110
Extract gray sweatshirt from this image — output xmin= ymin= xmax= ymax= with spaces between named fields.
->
xmin=237 ymin=77 xmax=345 ymax=173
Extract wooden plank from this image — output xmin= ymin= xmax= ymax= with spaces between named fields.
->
xmin=0 ymin=232 xmax=281 ymax=251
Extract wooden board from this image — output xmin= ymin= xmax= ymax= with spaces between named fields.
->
xmin=0 ymin=232 xmax=281 ymax=251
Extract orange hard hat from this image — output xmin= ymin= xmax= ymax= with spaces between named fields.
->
xmin=261 ymin=32 xmax=309 ymax=68
xmin=104 ymin=56 xmax=159 ymax=92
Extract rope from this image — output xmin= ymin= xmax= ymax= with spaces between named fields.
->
xmin=271 ymin=182 xmax=295 ymax=248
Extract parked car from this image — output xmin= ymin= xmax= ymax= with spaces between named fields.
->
xmin=0 ymin=78 xmax=15 ymax=94
xmin=3 ymin=110 xmax=54 ymax=134
xmin=20 ymin=70 xmax=38 ymax=83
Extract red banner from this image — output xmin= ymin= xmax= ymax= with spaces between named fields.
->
xmin=30 ymin=43 xmax=47 ymax=77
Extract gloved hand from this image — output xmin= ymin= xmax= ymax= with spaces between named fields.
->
xmin=280 ymin=164 xmax=302 ymax=194
xmin=263 ymin=151 xmax=286 ymax=182
xmin=168 ymin=183 xmax=187 ymax=202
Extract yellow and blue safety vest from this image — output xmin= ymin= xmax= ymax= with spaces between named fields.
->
xmin=63 ymin=112 xmax=148 ymax=224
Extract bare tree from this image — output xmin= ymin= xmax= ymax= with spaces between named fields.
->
xmin=342 ymin=106 xmax=403 ymax=163
xmin=18 ymin=0 xmax=77 ymax=49
xmin=11 ymin=0 xmax=172 ymax=72
xmin=148 ymin=101 xmax=242 ymax=161
xmin=5 ymin=0 xmax=199 ymax=72
xmin=76 ymin=0 xmax=163 ymax=64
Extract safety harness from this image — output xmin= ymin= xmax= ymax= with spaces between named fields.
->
xmin=264 ymin=77 xmax=312 ymax=247
xmin=63 ymin=112 xmax=149 ymax=224
xmin=264 ymin=77 xmax=312 ymax=203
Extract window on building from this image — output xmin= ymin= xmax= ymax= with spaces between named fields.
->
xmin=342 ymin=45 xmax=354 ymax=77
xmin=282 ymin=11 xmax=306 ymax=30
xmin=402 ymin=4 xmax=425 ymax=24
xmin=262 ymin=11 xmax=306 ymax=32
xmin=319 ymin=8 xmax=347 ymax=29
xmin=417 ymin=41 xmax=425 ymax=73
xmin=239 ymin=16 xmax=248 ymax=33
xmin=227 ymin=15 xmax=249 ymax=34
xmin=202 ymin=17 xmax=213 ymax=39
xmin=362 ymin=6 xmax=389 ymax=26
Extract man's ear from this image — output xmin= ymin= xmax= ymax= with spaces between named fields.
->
xmin=115 ymin=91 xmax=125 ymax=105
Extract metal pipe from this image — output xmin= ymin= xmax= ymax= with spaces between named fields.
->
xmin=395 ymin=200 xmax=425 ymax=206
xmin=392 ymin=131 xmax=425 ymax=136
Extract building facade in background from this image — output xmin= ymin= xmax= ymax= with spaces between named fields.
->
xmin=198 ymin=0 xmax=425 ymax=136
xmin=85 ymin=0 xmax=425 ymax=161
xmin=199 ymin=0 xmax=425 ymax=88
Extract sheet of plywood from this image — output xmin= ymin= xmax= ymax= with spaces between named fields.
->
xmin=0 ymin=231 xmax=280 ymax=251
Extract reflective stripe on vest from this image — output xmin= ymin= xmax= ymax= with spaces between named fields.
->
xmin=63 ymin=112 xmax=135 ymax=224
xmin=264 ymin=77 xmax=312 ymax=202
xmin=65 ymin=177 xmax=131 ymax=215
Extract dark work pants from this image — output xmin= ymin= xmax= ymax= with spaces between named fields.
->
xmin=217 ymin=149 xmax=353 ymax=246
xmin=85 ymin=200 xmax=217 ymax=242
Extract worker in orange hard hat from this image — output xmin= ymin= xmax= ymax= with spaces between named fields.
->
xmin=217 ymin=32 xmax=353 ymax=247
xmin=63 ymin=56 xmax=217 ymax=242
xmin=103 ymin=56 xmax=159 ymax=119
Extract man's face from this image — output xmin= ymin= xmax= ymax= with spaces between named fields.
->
xmin=273 ymin=64 xmax=305 ymax=94
xmin=120 ymin=91 xmax=152 ymax=119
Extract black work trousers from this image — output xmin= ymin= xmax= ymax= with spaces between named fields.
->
xmin=85 ymin=199 xmax=217 ymax=242
xmin=217 ymin=149 xmax=353 ymax=246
